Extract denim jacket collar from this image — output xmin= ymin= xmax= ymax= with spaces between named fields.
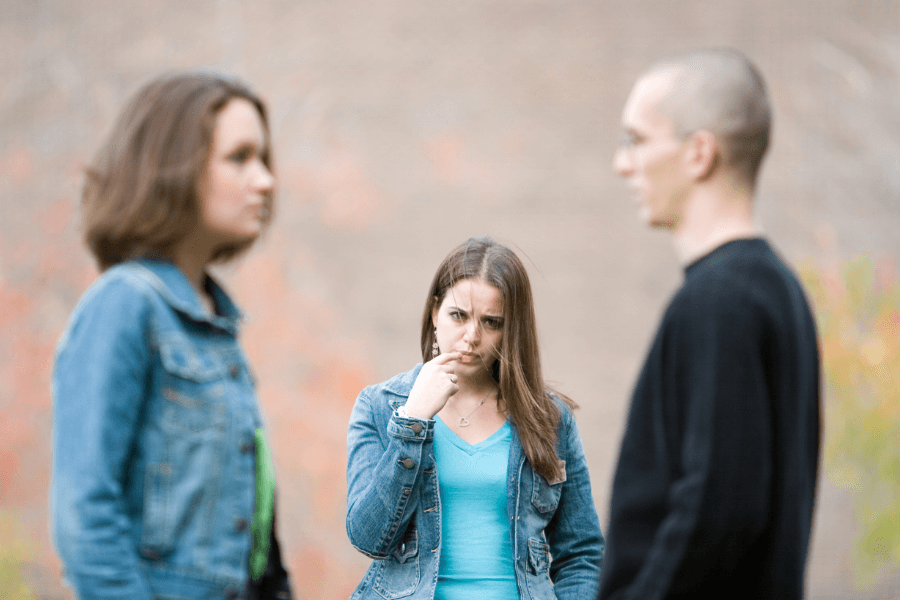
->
xmin=126 ymin=259 xmax=244 ymax=335
xmin=382 ymin=363 xmax=423 ymax=403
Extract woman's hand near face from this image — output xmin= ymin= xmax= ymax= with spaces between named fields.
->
xmin=403 ymin=352 xmax=461 ymax=420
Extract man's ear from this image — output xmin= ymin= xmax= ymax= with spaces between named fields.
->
xmin=685 ymin=129 xmax=719 ymax=181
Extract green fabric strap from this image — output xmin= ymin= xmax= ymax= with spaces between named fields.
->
xmin=250 ymin=428 xmax=275 ymax=580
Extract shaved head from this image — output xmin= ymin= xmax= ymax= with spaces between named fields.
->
xmin=640 ymin=48 xmax=771 ymax=187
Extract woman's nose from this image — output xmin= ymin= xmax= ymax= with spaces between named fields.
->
xmin=253 ymin=159 xmax=275 ymax=193
xmin=462 ymin=321 xmax=480 ymax=344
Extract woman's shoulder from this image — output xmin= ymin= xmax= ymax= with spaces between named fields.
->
xmin=82 ymin=259 xmax=188 ymax=303
xmin=77 ymin=260 xmax=229 ymax=326
xmin=547 ymin=390 xmax=576 ymax=420
xmin=69 ymin=264 xmax=159 ymax=320
xmin=350 ymin=364 xmax=424 ymax=422
xmin=359 ymin=363 xmax=424 ymax=401
xmin=56 ymin=263 xmax=162 ymax=355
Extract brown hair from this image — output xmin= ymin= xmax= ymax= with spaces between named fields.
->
xmin=420 ymin=236 xmax=576 ymax=482
xmin=82 ymin=72 xmax=274 ymax=270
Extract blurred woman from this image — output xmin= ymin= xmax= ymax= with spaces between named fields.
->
xmin=346 ymin=236 xmax=604 ymax=599
xmin=51 ymin=72 xmax=292 ymax=600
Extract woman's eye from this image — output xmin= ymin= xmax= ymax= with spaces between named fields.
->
xmin=485 ymin=319 xmax=502 ymax=329
xmin=449 ymin=311 xmax=464 ymax=320
xmin=228 ymin=148 xmax=253 ymax=163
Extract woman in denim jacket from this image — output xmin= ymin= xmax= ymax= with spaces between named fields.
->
xmin=51 ymin=73 xmax=291 ymax=600
xmin=346 ymin=237 xmax=604 ymax=599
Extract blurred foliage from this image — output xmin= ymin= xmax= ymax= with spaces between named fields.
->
xmin=800 ymin=256 xmax=900 ymax=584
xmin=0 ymin=509 xmax=36 ymax=600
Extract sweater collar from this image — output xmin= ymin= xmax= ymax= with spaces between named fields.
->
xmin=684 ymin=237 xmax=768 ymax=278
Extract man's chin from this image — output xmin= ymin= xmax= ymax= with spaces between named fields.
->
xmin=637 ymin=206 xmax=654 ymax=226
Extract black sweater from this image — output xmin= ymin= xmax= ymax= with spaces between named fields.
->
xmin=598 ymin=238 xmax=820 ymax=600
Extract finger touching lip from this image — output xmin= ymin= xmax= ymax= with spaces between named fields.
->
xmin=438 ymin=351 xmax=462 ymax=363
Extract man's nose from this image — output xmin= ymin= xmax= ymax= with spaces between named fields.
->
xmin=613 ymin=147 xmax=633 ymax=177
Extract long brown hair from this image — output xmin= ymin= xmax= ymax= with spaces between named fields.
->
xmin=420 ymin=236 xmax=576 ymax=482
xmin=82 ymin=72 xmax=274 ymax=271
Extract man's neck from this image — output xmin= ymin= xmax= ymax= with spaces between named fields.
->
xmin=671 ymin=184 xmax=759 ymax=265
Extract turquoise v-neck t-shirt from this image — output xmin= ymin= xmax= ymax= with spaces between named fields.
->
xmin=433 ymin=417 xmax=518 ymax=600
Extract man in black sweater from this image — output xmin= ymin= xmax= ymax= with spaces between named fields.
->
xmin=597 ymin=48 xmax=821 ymax=599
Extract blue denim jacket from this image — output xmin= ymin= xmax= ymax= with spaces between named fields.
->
xmin=51 ymin=260 xmax=269 ymax=600
xmin=346 ymin=365 xmax=604 ymax=599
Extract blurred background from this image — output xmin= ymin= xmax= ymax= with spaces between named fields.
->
xmin=2 ymin=0 xmax=899 ymax=598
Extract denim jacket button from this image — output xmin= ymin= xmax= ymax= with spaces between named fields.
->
xmin=402 ymin=487 xmax=411 ymax=496
xmin=241 ymin=442 xmax=254 ymax=454
xmin=235 ymin=518 xmax=248 ymax=531
xmin=229 ymin=364 xmax=241 ymax=378
xmin=400 ymin=458 xmax=415 ymax=469
xmin=410 ymin=422 xmax=423 ymax=434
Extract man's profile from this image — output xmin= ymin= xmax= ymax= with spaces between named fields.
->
xmin=597 ymin=48 xmax=821 ymax=599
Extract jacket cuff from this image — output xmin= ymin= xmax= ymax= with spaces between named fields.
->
xmin=388 ymin=413 xmax=434 ymax=442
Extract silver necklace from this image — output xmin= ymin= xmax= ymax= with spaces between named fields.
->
xmin=454 ymin=389 xmax=495 ymax=427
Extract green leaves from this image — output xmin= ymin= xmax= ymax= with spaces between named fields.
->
xmin=0 ymin=510 xmax=36 ymax=600
xmin=801 ymin=256 xmax=900 ymax=584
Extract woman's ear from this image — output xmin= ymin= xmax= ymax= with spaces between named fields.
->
xmin=431 ymin=296 xmax=440 ymax=326
xmin=685 ymin=129 xmax=719 ymax=181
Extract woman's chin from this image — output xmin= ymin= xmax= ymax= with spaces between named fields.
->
xmin=453 ymin=360 xmax=493 ymax=379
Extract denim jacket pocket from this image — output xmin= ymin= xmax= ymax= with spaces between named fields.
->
xmin=525 ymin=538 xmax=555 ymax=599
xmin=158 ymin=332 xmax=227 ymax=382
xmin=158 ymin=333 xmax=229 ymax=434
xmin=393 ymin=526 xmax=418 ymax=564
xmin=140 ymin=462 xmax=173 ymax=555
xmin=531 ymin=469 xmax=563 ymax=514
xmin=372 ymin=522 xmax=420 ymax=599
xmin=527 ymin=537 xmax=550 ymax=575
xmin=141 ymin=334 xmax=230 ymax=556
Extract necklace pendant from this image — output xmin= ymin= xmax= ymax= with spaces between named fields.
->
xmin=459 ymin=417 xmax=470 ymax=427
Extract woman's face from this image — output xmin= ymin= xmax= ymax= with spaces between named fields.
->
xmin=197 ymin=98 xmax=274 ymax=249
xmin=432 ymin=278 xmax=504 ymax=380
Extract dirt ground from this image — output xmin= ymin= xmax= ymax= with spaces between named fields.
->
xmin=2 ymin=0 xmax=899 ymax=598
